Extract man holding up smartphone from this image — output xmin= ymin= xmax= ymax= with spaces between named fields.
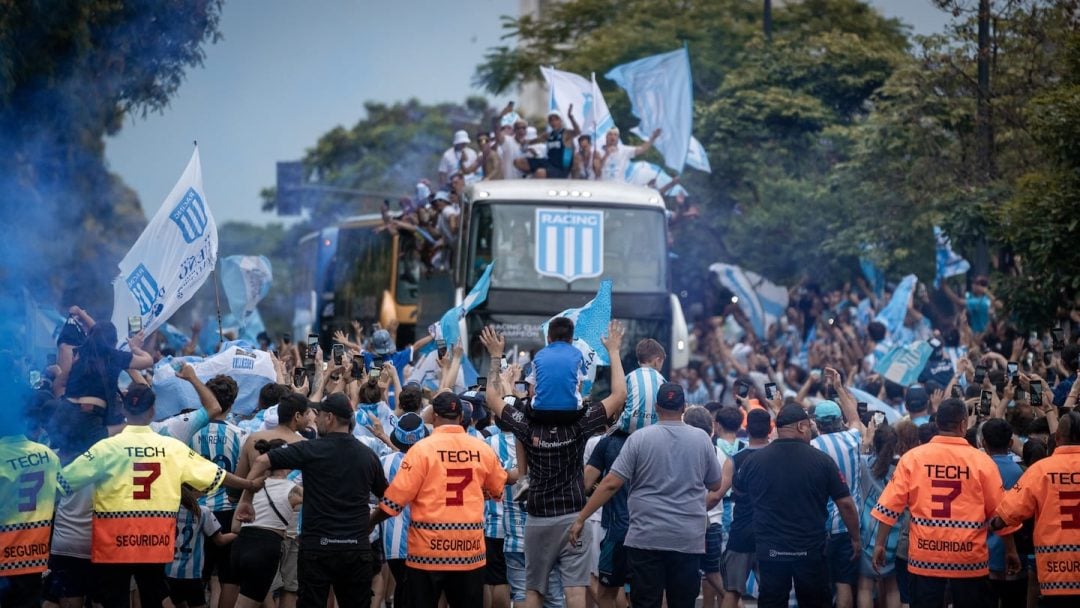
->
xmin=810 ymin=367 xmax=867 ymax=608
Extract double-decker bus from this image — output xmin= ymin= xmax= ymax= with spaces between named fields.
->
xmin=456 ymin=180 xmax=689 ymax=377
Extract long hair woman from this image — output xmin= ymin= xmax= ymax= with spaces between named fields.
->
xmin=857 ymin=421 xmax=905 ymax=608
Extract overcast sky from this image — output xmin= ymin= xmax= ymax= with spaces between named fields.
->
xmin=104 ymin=0 xmax=950 ymax=227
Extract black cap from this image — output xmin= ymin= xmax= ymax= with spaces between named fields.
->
xmin=906 ymin=386 xmax=929 ymax=412
xmin=432 ymin=392 xmax=463 ymax=418
xmin=460 ymin=391 xmax=488 ymax=423
xmin=316 ymin=393 xmax=353 ymax=419
xmin=775 ymin=403 xmax=811 ymax=428
xmin=655 ymin=382 xmax=685 ymax=410
xmin=391 ymin=412 xmax=429 ymax=450
xmin=123 ymin=384 xmax=156 ymax=415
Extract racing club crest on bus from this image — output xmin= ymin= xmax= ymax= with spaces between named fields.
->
xmin=534 ymin=208 xmax=604 ymax=282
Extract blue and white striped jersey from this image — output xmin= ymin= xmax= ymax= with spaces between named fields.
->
xmin=151 ymin=408 xmax=210 ymax=444
xmin=233 ymin=409 xmax=267 ymax=435
xmin=354 ymin=402 xmax=395 ymax=440
xmin=191 ymin=420 xmax=246 ymax=512
xmin=488 ymin=432 xmax=525 ymax=552
xmin=483 ymin=431 xmax=515 ymax=539
xmin=617 ymin=367 xmax=665 ymax=434
xmin=811 ymin=427 xmax=862 ymax=534
xmin=165 ymin=505 xmax=220 ymax=580
xmin=380 ymin=452 xmax=410 ymax=560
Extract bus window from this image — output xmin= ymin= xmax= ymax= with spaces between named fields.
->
xmin=334 ymin=227 xmax=393 ymax=324
xmin=396 ymin=231 xmax=420 ymax=305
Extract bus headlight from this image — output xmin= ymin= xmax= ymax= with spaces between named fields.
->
xmin=677 ymin=340 xmax=686 ymax=351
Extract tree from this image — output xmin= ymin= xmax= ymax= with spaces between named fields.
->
xmin=0 ymin=0 xmax=225 ymax=321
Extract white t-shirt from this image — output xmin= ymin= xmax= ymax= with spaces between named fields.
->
xmin=707 ymin=446 xmax=728 ymax=525
xmin=599 ymin=143 xmax=637 ymax=182
xmin=438 ymin=146 xmax=478 ymax=178
xmin=437 ymin=204 xmax=460 ymax=241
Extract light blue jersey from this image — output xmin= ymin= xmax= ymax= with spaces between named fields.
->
xmin=489 ymin=432 xmax=526 ymax=553
xmin=151 ymin=408 xmax=210 ymax=444
xmin=811 ymin=427 xmax=862 ymax=534
xmin=191 ymin=420 xmax=246 ymax=512
xmin=166 ymin=505 xmax=221 ymax=580
xmin=618 ymin=366 xmax=665 ymax=434
xmin=380 ymin=452 xmax=410 ymax=560
xmin=484 ymin=431 xmax=515 ymax=539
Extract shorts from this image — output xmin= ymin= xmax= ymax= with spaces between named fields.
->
xmin=230 ymin=527 xmax=284 ymax=601
xmin=505 ymin=551 xmax=565 ymax=607
xmin=700 ymin=523 xmax=724 ymax=575
xmin=524 ymin=513 xmax=592 ymax=593
xmin=860 ymin=548 xmax=895 ymax=578
xmin=167 ymin=577 xmax=207 ymax=607
xmin=827 ymin=532 xmax=859 ymax=586
xmin=597 ymin=536 xmax=629 ymax=588
xmin=585 ymin=520 xmax=602 ymax=577
xmin=722 ymin=550 xmax=756 ymax=595
xmin=271 ymin=536 xmax=300 ymax=593
xmin=204 ymin=510 xmax=236 ymax=583
xmin=484 ymin=537 xmax=508 ymax=586
xmin=46 ymin=554 xmax=94 ymax=600
xmin=0 ymin=573 xmax=43 ymax=608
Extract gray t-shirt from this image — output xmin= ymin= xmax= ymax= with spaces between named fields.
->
xmin=610 ymin=421 xmax=723 ymax=554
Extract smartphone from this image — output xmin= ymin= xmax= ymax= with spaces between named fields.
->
xmin=736 ymin=381 xmax=750 ymax=399
xmin=872 ymin=412 xmax=885 ymax=426
xmin=306 ymin=334 xmax=319 ymax=358
xmin=1052 ymin=328 xmax=1064 ymax=351
xmin=1007 ymin=361 xmax=1019 ymax=385
xmin=764 ymin=382 xmax=777 ymax=401
xmin=351 ymin=359 xmax=363 ymax=380
xmin=282 ymin=333 xmax=292 ymax=344
xmin=332 ymin=343 xmax=344 ymax=366
xmin=127 ymin=315 xmax=142 ymax=337
xmin=951 ymin=385 xmax=963 ymax=399
xmin=980 ymin=390 xmax=992 ymax=416
xmin=974 ymin=365 xmax=987 ymax=385
xmin=477 ymin=376 xmax=488 ymax=389
xmin=293 ymin=368 xmax=305 ymax=388
xmin=514 ymin=381 xmax=528 ymax=394
xmin=810 ymin=369 xmax=822 ymax=380
xmin=857 ymin=401 xmax=869 ymax=424
xmin=1031 ymin=380 xmax=1044 ymax=406
xmin=436 ymin=339 xmax=447 ymax=358
xmin=1044 ymin=351 xmax=1053 ymax=366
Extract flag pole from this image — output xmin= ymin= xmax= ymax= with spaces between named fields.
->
xmin=193 ymin=138 xmax=224 ymax=350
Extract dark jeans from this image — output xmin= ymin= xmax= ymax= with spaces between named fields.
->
xmin=626 ymin=547 xmax=701 ymax=608
xmin=990 ymin=577 xmax=1028 ymax=608
xmin=406 ymin=566 xmax=485 ymax=608
xmin=757 ymin=558 xmax=831 ymax=608
xmin=387 ymin=559 xmax=409 ymax=608
xmin=297 ymin=549 xmax=372 ymax=608
xmin=94 ymin=563 xmax=169 ymax=608
xmin=909 ymin=573 xmax=991 ymax=608
xmin=1039 ymin=595 xmax=1080 ymax=607
xmin=0 ymin=574 xmax=43 ymax=608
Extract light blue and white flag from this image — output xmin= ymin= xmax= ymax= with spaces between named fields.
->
xmin=111 ymin=147 xmax=217 ymax=341
xmin=606 ymin=47 xmax=694 ymax=172
xmin=859 ymin=254 xmax=885 ymax=299
xmin=590 ymin=73 xmax=615 ymax=140
xmin=541 ymin=280 xmax=613 ymax=396
xmin=541 ymin=66 xmax=596 ymax=136
xmin=440 ymin=262 xmax=494 ymax=349
xmin=874 ymin=274 xmax=917 ymax=341
xmin=933 ymin=226 xmax=970 ymax=288
xmin=159 ymin=323 xmax=191 ymax=352
xmin=685 ymin=136 xmax=711 ymax=173
xmin=626 ymin=161 xmax=689 ymax=198
xmin=873 ymin=340 xmax=933 ymax=387
xmin=152 ymin=344 xmax=275 ymax=419
xmin=709 ymin=263 xmax=789 ymax=340
xmin=221 ymin=255 xmax=273 ymax=325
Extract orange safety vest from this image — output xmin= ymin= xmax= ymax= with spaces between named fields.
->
xmin=379 ymin=425 xmax=507 ymax=571
xmin=0 ymin=436 xmax=62 ymax=576
xmin=872 ymin=435 xmax=1014 ymax=578
xmin=61 ymin=426 xmax=225 ymax=564
xmin=995 ymin=445 xmax=1080 ymax=596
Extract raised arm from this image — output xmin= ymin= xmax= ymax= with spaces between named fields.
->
xmin=600 ymin=321 xmax=627 ymax=420
xmin=176 ymin=363 xmax=222 ymax=419
xmin=480 ymin=327 xmax=507 ymax=419
xmin=827 ymin=366 xmax=864 ymax=434
xmin=634 ymin=128 xmax=661 ymax=156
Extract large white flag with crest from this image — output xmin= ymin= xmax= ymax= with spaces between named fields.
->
xmin=111 ymin=147 xmax=218 ymax=341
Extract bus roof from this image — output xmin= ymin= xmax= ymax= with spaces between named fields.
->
xmin=298 ymin=213 xmax=384 ymax=244
xmin=466 ymin=180 xmax=666 ymax=209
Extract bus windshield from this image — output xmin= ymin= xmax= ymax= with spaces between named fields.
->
xmin=467 ymin=202 xmax=668 ymax=293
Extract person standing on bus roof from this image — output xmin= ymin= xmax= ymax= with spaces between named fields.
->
xmin=540 ymin=107 xmax=579 ymax=179
xmin=596 ymin=127 xmax=661 ymax=183
xmin=438 ymin=130 xmax=478 ymax=187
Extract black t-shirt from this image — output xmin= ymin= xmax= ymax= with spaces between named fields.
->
xmin=65 ymin=349 xmax=133 ymax=404
xmin=268 ymin=432 xmax=388 ymax=552
xmin=586 ymin=431 xmax=630 ymax=541
xmin=736 ymin=438 xmax=850 ymax=561
xmin=500 ymin=401 xmax=609 ymax=517
xmin=726 ymin=445 xmax=763 ymax=553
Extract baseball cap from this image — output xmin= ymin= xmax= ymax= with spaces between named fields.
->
xmin=547 ymin=110 xmax=563 ymax=121
xmin=371 ymin=329 xmax=394 ymax=355
xmin=813 ymin=400 xmax=842 ymax=421
xmin=123 ymin=384 xmax=156 ymax=415
xmin=906 ymin=386 xmax=930 ymax=412
xmin=775 ymin=403 xmax=811 ymax=427
xmin=655 ymin=382 xmax=685 ymax=410
xmin=432 ymin=190 xmax=451 ymax=204
xmin=432 ymin=392 xmax=464 ymax=418
xmin=452 ymin=130 xmax=470 ymax=145
xmin=391 ymin=412 xmax=429 ymax=450
xmin=460 ymin=390 xmax=488 ymax=423
xmin=316 ymin=393 xmax=353 ymax=419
